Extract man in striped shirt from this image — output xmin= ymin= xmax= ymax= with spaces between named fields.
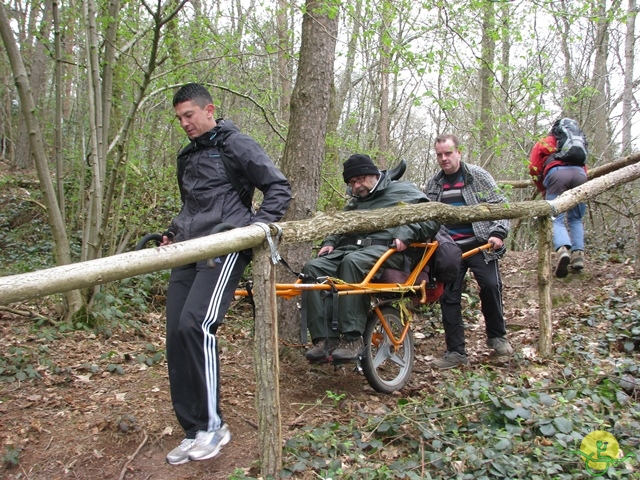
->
xmin=424 ymin=134 xmax=512 ymax=369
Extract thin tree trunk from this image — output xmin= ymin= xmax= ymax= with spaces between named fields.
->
xmin=82 ymin=0 xmax=104 ymax=263
xmin=325 ymin=0 xmax=361 ymax=170
xmin=53 ymin=0 xmax=65 ymax=217
xmin=252 ymin=241 xmax=282 ymax=477
xmin=537 ymin=215 xmax=552 ymax=356
xmin=377 ymin=1 xmax=392 ymax=167
xmin=0 ymin=3 xmax=84 ymax=317
xmin=276 ymin=0 xmax=292 ymax=121
xmin=588 ymin=0 xmax=611 ymax=163
xmin=478 ymin=0 xmax=495 ymax=167
xmin=556 ymin=0 xmax=577 ymax=118
xmin=621 ymin=0 xmax=636 ymax=155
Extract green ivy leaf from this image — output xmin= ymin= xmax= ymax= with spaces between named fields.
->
xmin=538 ymin=393 xmax=555 ymax=406
xmin=553 ymin=417 xmax=573 ymax=434
xmin=495 ymin=438 xmax=512 ymax=450
xmin=539 ymin=423 xmax=556 ymax=436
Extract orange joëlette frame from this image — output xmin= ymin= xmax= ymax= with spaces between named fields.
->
xmin=234 ymin=241 xmax=492 ymax=303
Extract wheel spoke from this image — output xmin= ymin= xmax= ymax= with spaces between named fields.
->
xmin=387 ymin=351 xmax=408 ymax=368
xmin=371 ymin=342 xmax=391 ymax=369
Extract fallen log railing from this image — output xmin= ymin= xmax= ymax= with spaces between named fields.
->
xmin=0 ymin=161 xmax=639 ymax=478
xmin=497 ymin=152 xmax=640 ymax=189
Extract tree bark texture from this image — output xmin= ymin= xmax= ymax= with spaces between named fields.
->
xmin=622 ymin=0 xmax=636 ymax=155
xmin=537 ymin=215 xmax=553 ymax=356
xmin=278 ymin=0 xmax=339 ymax=343
xmin=252 ymin=242 xmax=283 ymax=476
xmin=478 ymin=0 xmax=496 ymax=168
xmin=2 ymin=160 xmax=640 ymax=306
xmin=0 ymin=3 xmax=84 ymax=316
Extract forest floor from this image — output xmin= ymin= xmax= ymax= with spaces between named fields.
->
xmin=1 ymin=249 xmax=637 ymax=480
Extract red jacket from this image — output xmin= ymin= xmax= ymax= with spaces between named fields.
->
xmin=528 ymin=135 xmax=556 ymax=193
xmin=528 ymin=135 xmax=588 ymax=194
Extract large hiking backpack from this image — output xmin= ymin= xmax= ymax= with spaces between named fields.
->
xmin=549 ymin=118 xmax=588 ymax=166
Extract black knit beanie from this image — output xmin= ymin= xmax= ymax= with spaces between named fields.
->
xmin=342 ymin=154 xmax=379 ymax=183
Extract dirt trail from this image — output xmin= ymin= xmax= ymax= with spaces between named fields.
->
xmin=0 ymin=251 xmax=631 ymax=479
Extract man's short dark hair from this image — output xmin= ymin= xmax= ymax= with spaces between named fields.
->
xmin=173 ymin=83 xmax=213 ymax=108
xmin=434 ymin=134 xmax=460 ymax=149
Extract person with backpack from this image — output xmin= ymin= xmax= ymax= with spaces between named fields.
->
xmin=160 ymin=83 xmax=291 ymax=465
xmin=302 ymin=154 xmax=440 ymax=363
xmin=424 ymin=134 xmax=512 ymax=369
xmin=528 ymin=118 xmax=588 ymax=278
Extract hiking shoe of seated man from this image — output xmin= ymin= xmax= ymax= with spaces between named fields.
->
xmin=188 ymin=424 xmax=231 ymax=462
xmin=331 ymin=336 xmax=365 ymax=362
xmin=554 ymin=246 xmax=571 ymax=278
xmin=432 ymin=351 xmax=468 ymax=370
xmin=487 ymin=336 xmax=514 ymax=356
xmin=305 ymin=338 xmax=339 ymax=362
xmin=166 ymin=438 xmax=197 ymax=465
xmin=570 ymin=250 xmax=584 ymax=272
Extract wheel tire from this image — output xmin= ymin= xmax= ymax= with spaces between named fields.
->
xmin=361 ymin=306 xmax=414 ymax=394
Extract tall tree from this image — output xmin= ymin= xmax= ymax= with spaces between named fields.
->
xmin=588 ymin=0 xmax=613 ymax=162
xmin=0 ymin=2 xmax=83 ymax=316
xmin=277 ymin=0 xmax=339 ymax=343
xmin=621 ymin=0 xmax=636 ymax=155
xmin=376 ymin=0 xmax=392 ymax=166
xmin=11 ymin=0 xmax=53 ymax=169
xmin=478 ymin=0 xmax=496 ymax=168
xmin=276 ymin=0 xmax=292 ymax=121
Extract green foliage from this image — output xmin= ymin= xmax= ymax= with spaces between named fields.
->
xmin=585 ymin=283 xmax=640 ymax=353
xmin=136 ymin=342 xmax=165 ymax=367
xmin=272 ymin=279 xmax=640 ymax=479
xmin=2 ymin=446 xmax=21 ymax=468
xmin=325 ymin=390 xmax=346 ymax=406
xmin=279 ymin=373 xmax=639 ymax=479
xmin=0 ymin=187 xmax=55 ymax=275
xmin=0 ymin=346 xmax=42 ymax=383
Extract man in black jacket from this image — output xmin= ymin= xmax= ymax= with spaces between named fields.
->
xmin=161 ymin=83 xmax=291 ymax=465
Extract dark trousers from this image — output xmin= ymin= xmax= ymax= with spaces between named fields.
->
xmin=165 ymin=253 xmax=248 ymax=438
xmin=302 ymin=245 xmax=406 ymax=340
xmin=439 ymin=252 xmax=506 ymax=355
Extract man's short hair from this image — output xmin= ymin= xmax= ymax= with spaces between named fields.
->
xmin=173 ymin=83 xmax=213 ymax=108
xmin=434 ymin=134 xmax=460 ymax=149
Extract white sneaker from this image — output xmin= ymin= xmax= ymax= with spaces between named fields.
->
xmin=188 ymin=424 xmax=231 ymax=461
xmin=166 ymin=438 xmax=197 ymax=465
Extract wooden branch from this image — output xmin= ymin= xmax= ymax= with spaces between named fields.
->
xmin=1 ymin=162 xmax=640 ymax=306
xmin=497 ymin=179 xmax=533 ymax=189
xmin=252 ymin=243 xmax=282 ymax=475
xmin=496 ymin=152 xmax=640 ymax=189
xmin=586 ymin=152 xmax=640 ymax=179
xmin=118 ymin=431 xmax=148 ymax=480
xmin=549 ymin=162 xmax=640 ymax=214
xmin=537 ymin=216 xmax=552 ymax=357
xmin=0 ymin=305 xmax=59 ymax=326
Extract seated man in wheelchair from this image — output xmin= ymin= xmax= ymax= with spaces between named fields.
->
xmin=302 ymin=154 xmax=440 ymax=363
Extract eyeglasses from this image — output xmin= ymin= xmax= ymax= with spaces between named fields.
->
xmin=347 ymin=175 xmax=368 ymax=188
